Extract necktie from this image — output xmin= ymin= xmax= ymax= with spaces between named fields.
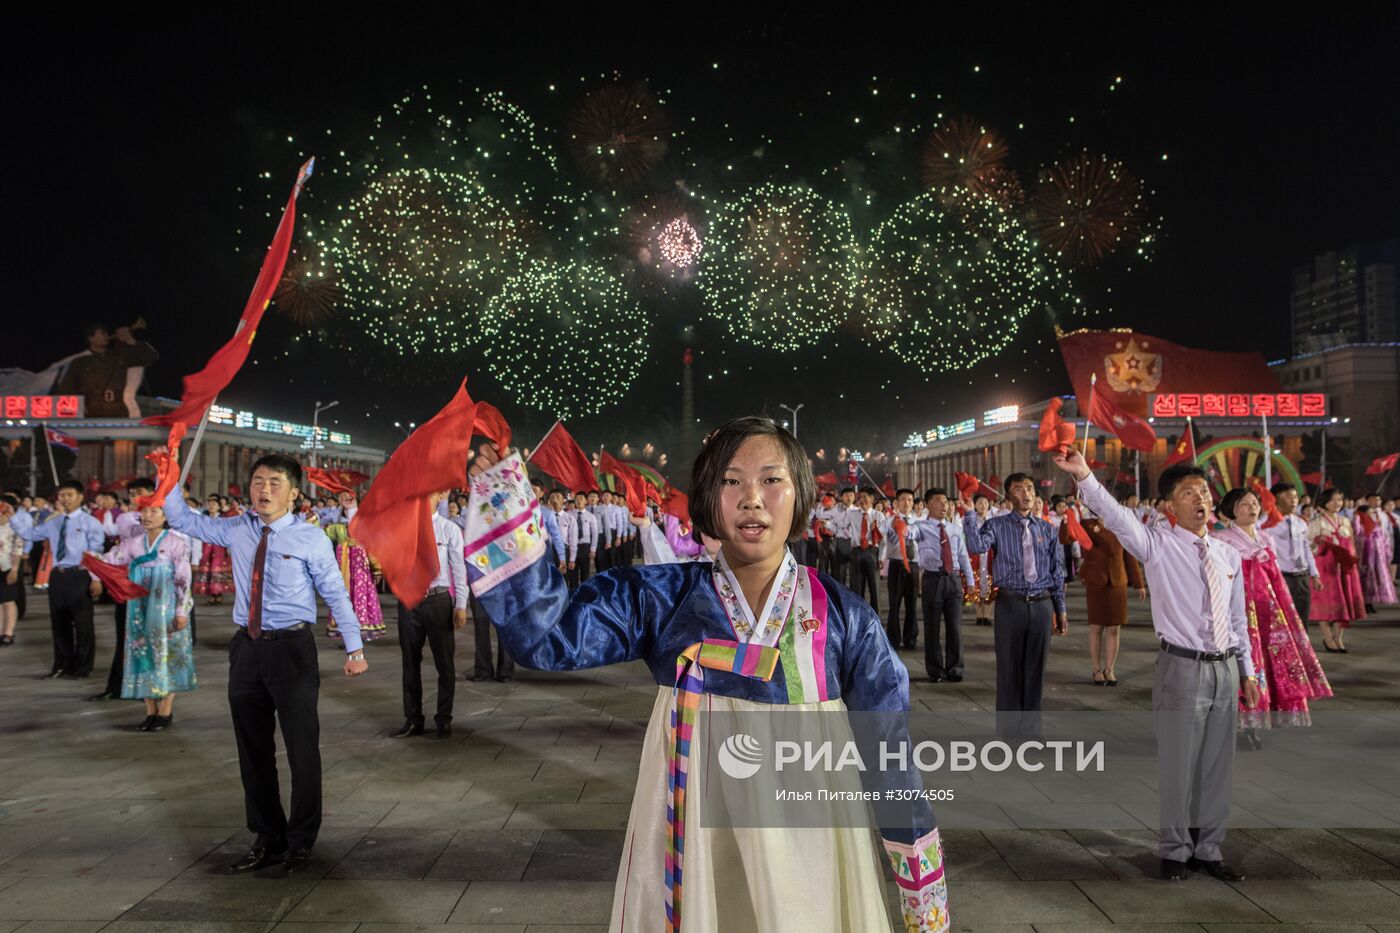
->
xmin=860 ymin=513 xmax=869 ymax=548
xmin=1021 ymin=518 xmax=1036 ymax=584
xmin=940 ymin=522 xmax=954 ymax=575
xmin=247 ymin=526 xmax=271 ymax=639
xmin=1196 ymin=539 xmax=1231 ymax=651
xmin=56 ymin=515 xmax=69 ymax=563
xmin=892 ymin=516 xmax=910 ymax=571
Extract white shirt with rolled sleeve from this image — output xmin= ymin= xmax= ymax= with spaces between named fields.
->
xmin=1076 ymin=474 xmax=1254 ymax=678
xmin=1265 ymin=514 xmax=1319 ymax=577
xmin=426 ymin=512 xmax=469 ymax=610
xmin=555 ymin=509 xmax=580 ymax=563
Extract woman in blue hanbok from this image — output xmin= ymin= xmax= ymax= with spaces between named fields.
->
xmin=463 ymin=417 xmax=948 ymax=933
xmin=92 ymin=505 xmax=195 ymax=731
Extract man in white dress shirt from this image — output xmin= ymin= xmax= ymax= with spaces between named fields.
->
xmin=394 ymin=491 xmax=468 ymax=739
xmin=1055 ymin=448 xmax=1258 ymax=883
xmin=571 ymin=493 xmax=598 ymax=587
xmin=1265 ymin=482 xmax=1322 ymax=626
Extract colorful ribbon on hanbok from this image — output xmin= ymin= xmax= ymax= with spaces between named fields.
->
xmin=666 ymin=639 xmax=780 ymax=933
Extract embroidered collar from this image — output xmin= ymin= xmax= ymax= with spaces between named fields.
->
xmin=712 ymin=548 xmax=799 ymax=645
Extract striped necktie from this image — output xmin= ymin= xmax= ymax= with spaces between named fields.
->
xmin=1196 ymin=539 xmax=1231 ymax=651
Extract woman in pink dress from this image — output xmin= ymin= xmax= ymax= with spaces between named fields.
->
xmin=192 ymin=495 xmax=234 ymax=604
xmin=1308 ymin=488 xmax=1366 ymax=652
xmin=1354 ymin=504 xmax=1397 ymax=611
xmin=1213 ymin=489 xmax=1332 ymax=749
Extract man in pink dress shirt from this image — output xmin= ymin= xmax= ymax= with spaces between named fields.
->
xmin=1054 ymin=447 xmax=1260 ymax=883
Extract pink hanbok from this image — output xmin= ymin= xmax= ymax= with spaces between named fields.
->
xmin=1309 ymin=513 xmax=1367 ymax=626
xmin=1213 ymin=525 xmax=1332 ymax=727
xmin=1354 ymin=512 xmax=1398 ymax=606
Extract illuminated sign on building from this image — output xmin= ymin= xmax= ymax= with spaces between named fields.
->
xmin=208 ymin=406 xmax=352 ymax=445
xmin=938 ymin=419 xmax=977 ymax=440
xmin=983 ymin=405 xmax=1020 ymax=426
xmin=1150 ymin=393 xmax=1326 ymax=419
xmin=904 ymin=433 xmax=928 ymax=449
xmin=2 ymin=396 xmax=84 ymax=420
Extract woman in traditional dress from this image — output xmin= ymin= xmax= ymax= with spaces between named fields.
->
xmin=323 ymin=490 xmax=386 ymax=642
xmin=193 ymin=494 xmax=233 ymax=604
xmin=1354 ymin=504 xmax=1397 ymax=611
xmin=1064 ymin=505 xmax=1145 ymax=686
xmin=966 ymin=494 xmax=996 ymax=625
xmin=463 ymin=417 xmax=949 ymax=933
xmin=1213 ymin=489 xmax=1332 ymax=749
xmin=1309 ymin=488 xmax=1366 ymax=652
xmin=0 ymin=499 xmax=26 ymax=645
xmin=91 ymin=504 xmax=196 ymax=732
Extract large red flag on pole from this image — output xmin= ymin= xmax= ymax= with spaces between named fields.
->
xmin=1086 ymin=390 xmax=1158 ymax=452
xmin=146 ymin=158 xmax=314 ymax=429
xmin=350 ymin=379 xmax=510 ymax=608
xmin=1038 ymin=398 xmax=1077 ymax=452
xmin=527 ymin=421 xmax=598 ymax=493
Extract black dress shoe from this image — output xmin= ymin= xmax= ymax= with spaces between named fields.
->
xmin=282 ymin=848 xmax=312 ymax=873
xmin=434 ymin=719 xmax=452 ymax=739
xmin=946 ymin=674 xmax=964 ymax=683
xmin=87 ymin=690 xmax=117 ymax=702
xmin=1189 ymin=857 xmax=1244 ymax=881
xmin=469 ymin=672 xmax=493 ymax=682
xmin=495 ymin=675 xmax=513 ymax=683
xmin=147 ymin=716 xmax=170 ymax=732
xmin=42 ymin=670 xmax=65 ymax=679
xmin=391 ymin=719 xmax=425 ymax=738
xmin=226 ymin=845 xmax=285 ymax=874
xmin=1160 ymin=858 xmax=1189 ymax=880
xmin=928 ymin=674 xmax=945 ymax=683
xmin=137 ymin=716 xmax=156 ymax=732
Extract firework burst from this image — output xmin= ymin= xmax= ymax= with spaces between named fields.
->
xmin=566 ymin=83 xmax=668 ymax=187
xmin=1029 ymin=152 xmax=1149 ymax=266
xmin=272 ymin=251 xmax=343 ymax=327
xmin=920 ymin=116 xmax=1014 ymax=200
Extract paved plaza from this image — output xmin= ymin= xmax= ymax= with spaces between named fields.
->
xmin=1 ymin=583 xmax=1398 ymax=932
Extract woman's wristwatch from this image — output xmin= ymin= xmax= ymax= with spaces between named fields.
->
xmin=348 ymin=652 xmax=366 ymax=662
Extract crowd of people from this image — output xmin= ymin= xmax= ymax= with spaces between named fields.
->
xmin=0 ymin=430 xmax=1396 ymax=921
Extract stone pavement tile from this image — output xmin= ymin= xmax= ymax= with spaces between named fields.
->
xmin=533 ymin=761 xmax=640 ymax=784
xmin=1245 ymin=801 xmax=1400 ymax=828
xmin=327 ymin=828 xmax=456 ymax=880
xmin=521 ymin=927 xmax=609 ymax=933
xmin=425 ymin=760 xmax=544 ymax=781
xmin=5 ymin=776 xmax=143 ymax=801
xmin=1242 ymin=829 xmax=1400 ymax=879
xmin=266 ymin=923 xmax=361 ymax=933
xmin=103 ymin=923 xmax=271 ymax=933
xmin=937 ymin=880 xmax=1105 ymax=925
xmin=1198 ymin=918 xmax=1372 ymax=924
xmin=577 ymin=780 xmax=632 ymax=804
xmin=1065 ymin=829 xmax=1167 ymax=880
xmin=521 ymin=830 xmax=625 ymax=883
xmin=1380 ymin=878 xmax=1400 ymax=895
xmin=1333 ymin=829 xmax=1400 ymax=868
xmin=938 ymin=803 xmax=1019 ymax=830
xmin=982 ymin=830 xmax=1116 ymax=880
xmin=1033 ymin=925 xmax=1207 ymax=933
xmin=121 ymin=797 xmax=250 ymax=827
xmin=1229 ymin=879 xmax=1400 ymax=922
xmin=504 ymin=803 xmax=631 ymax=832
xmin=0 ymin=797 xmax=159 ymax=827
xmin=426 ymin=830 xmax=542 ymax=882
xmin=0 ymin=829 xmax=58 ymax=868
xmin=0 ymin=921 xmax=18 ymax=933
xmin=116 ymin=877 xmax=317 ymax=921
xmin=355 ymin=925 xmax=524 ymax=933
xmin=0 ymin=758 xmax=134 ymax=780
xmin=940 ymin=830 xmax=1016 ymax=881
xmin=4 ymin=923 xmax=109 ymax=933
xmin=497 ymin=745 xmax=602 ymax=763
xmin=1074 ymin=878 xmax=1273 ymax=923
xmin=449 ymin=881 xmax=614 ymax=925
xmin=342 ymin=778 xmax=474 ymax=803
xmin=284 ymin=880 xmax=467 ymax=924
xmin=374 ymin=799 xmax=515 ymax=832
xmin=317 ymin=801 xmax=399 ymax=827
xmin=1000 ymin=802 xmax=1149 ymax=830
xmin=81 ymin=827 xmax=240 ymax=880
xmin=0 ymin=877 xmax=166 ymax=921
xmin=461 ymin=779 xmax=584 ymax=806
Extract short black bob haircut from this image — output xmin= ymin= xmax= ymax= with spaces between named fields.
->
xmin=1158 ymin=463 xmax=1207 ymax=500
xmin=1216 ymin=487 xmax=1258 ymax=521
xmin=250 ymin=453 xmax=303 ymax=489
xmin=690 ymin=416 xmax=815 ymax=542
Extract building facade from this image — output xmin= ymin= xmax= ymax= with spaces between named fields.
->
xmin=1291 ymin=239 xmax=1399 ymax=355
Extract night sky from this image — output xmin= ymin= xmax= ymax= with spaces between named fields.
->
xmin=9 ymin=15 xmax=1398 ymax=467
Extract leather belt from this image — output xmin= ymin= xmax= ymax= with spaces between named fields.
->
xmin=1160 ymin=640 xmax=1237 ymax=663
xmin=998 ymin=590 xmax=1052 ymax=602
xmin=245 ymin=622 xmax=310 ymax=641
xmin=425 ymin=586 xmax=451 ymax=597
xmin=1281 ymin=570 xmax=1309 ymax=578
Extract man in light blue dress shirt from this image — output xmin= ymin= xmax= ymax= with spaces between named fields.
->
xmin=10 ymin=480 xmax=105 ymax=678
xmin=164 ymin=451 xmax=366 ymax=876
xmin=908 ymin=488 xmax=977 ymax=682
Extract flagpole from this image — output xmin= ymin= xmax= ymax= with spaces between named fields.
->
xmin=526 ymin=421 xmax=562 ymax=463
xmin=1261 ymin=412 xmax=1272 ymax=489
xmin=1134 ymin=449 xmax=1141 ymax=498
xmin=1081 ymin=373 xmax=1097 ymax=454
xmin=41 ymin=423 xmax=60 ymax=486
xmin=1318 ymin=428 xmax=1327 ymax=500
xmin=1185 ymin=416 xmax=1196 ymax=463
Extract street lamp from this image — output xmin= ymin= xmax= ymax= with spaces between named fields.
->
xmin=311 ymin=400 xmax=339 ymax=467
xmin=393 ymin=421 xmax=417 ymax=439
xmin=778 ymin=403 xmax=804 ymax=439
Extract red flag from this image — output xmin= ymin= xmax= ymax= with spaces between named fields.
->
xmin=145 ymin=159 xmax=314 ymax=428
xmin=350 ymin=379 xmax=508 ymax=608
xmin=814 ymin=471 xmax=838 ymax=489
xmin=1299 ymin=471 xmax=1322 ymax=486
xmin=528 ymin=422 xmax=597 ymax=493
xmin=1057 ymin=328 xmax=1280 ymax=418
xmin=1163 ymin=430 xmax=1197 ymax=468
xmin=1038 ymin=398 xmax=1077 ymax=452
xmin=136 ymin=423 xmax=189 ymax=509
xmin=880 ymin=478 xmax=896 ymax=499
xmin=1086 ymin=390 xmax=1157 ymax=452
xmin=304 ymin=468 xmax=370 ymax=496
xmin=1247 ymin=476 xmax=1285 ymax=529
xmin=81 ymin=553 xmax=149 ymax=604
xmin=1063 ymin=507 xmax=1094 ymax=551
xmin=599 ymin=451 xmax=646 ymax=516
xmin=660 ymin=487 xmax=691 ymax=525
xmin=953 ymin=471 xmax=999 ymax=501
xmin=1087 ymin=457 xmax=1110 ymax=470
xmin=1366 ymin=452 xmax=1400 ymax=475
xmin=1115 ymin=470 xmax=1135 ymax=487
